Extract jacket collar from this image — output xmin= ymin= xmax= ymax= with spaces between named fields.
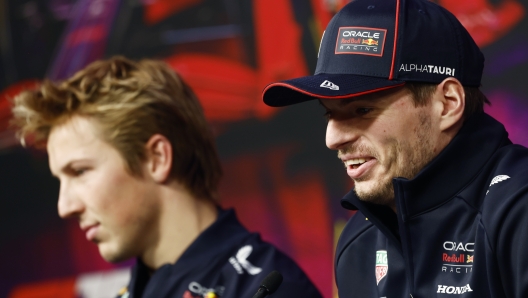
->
xmin=341 ymin=113 xmax=511 ymax=219
xmin=128 ymin=208 xmax=248 ymax=296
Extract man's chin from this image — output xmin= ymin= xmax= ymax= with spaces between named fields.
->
xmin=98 ymin=244 xmax=133 ymax=263
xmin=354 ymin=182 xmax=395 ymax=207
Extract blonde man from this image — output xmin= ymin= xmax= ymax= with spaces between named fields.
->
xmin=12 ymin=56 xmax=321 ymax=298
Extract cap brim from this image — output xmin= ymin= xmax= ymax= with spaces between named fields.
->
xmin=262 ymin=74 xmax=405 ymax=107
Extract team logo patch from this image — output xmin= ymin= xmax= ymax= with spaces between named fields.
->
xmin=375 ymin=250 xmax=388 ymax=285
xmin=441 ymin=241 xmax=474 ymax=274
xmin=335 ymin=27 xmax=386 ymax=57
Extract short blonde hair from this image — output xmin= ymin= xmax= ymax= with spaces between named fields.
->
xmin=12 ymin=56 xmax=222 ymax=200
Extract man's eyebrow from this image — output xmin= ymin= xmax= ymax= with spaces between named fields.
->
xmin=49 ymin=161 xmax=72 ymax=178
xmin=54 ymin=160 xmax=83 ymax=177
xmin=339 ymin=97 xmax=363 ymax=106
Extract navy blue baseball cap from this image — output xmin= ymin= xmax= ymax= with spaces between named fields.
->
xmin=262 ymin=0 xmax=484 ymax=107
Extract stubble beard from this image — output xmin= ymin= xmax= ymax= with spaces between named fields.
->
xmin=344 ymin=111 xmax=436 ymax=208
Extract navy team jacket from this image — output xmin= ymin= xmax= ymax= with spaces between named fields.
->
xmin=118 ymin=208 xmax=322 ymax=298
xmin=335 ymin=113 xmax=528 ymax=298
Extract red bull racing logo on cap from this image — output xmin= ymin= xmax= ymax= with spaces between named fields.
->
xmin=335 ymin=27 xmax=386 ymax=57
xmin=362 ymin=38 xmax=378 ymax=46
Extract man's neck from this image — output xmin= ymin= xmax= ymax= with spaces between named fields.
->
xmin=140 ymin=182 xmax=218 ymax=270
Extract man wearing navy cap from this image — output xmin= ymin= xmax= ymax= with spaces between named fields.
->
xmin=263 ymin=0 xmax=528 ymax=297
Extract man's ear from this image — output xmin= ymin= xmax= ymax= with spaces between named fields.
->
xmin=436 ymin=77 xmax=465 ymax=132
xmin=144 ymin=134 xmax=173 ymax=183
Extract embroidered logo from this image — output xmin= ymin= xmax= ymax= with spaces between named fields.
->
xmin=490 ymin=175 xmax=510 ymax=186
xmin=443 ymin=242 xmax=474 ymax=252
xmin=228 ymin=245 xmax=262 ymax=275
xmin=185 ymin=281 xmax=224 ymax=298
xmin=437 ymin=284 xmax=473 ymax=294
xmin=320 ymin=80 xmax=339 ymax=90
xmin=441 ymin=241 xmax=474 ymax=274
xmin=399 ymin=64 xmax=455 ymax=76
xmin=442 ymin=253 xmax=465 ymax=263
xmin=487 ymin=174 xmax=510 ymax=195
xmin=375 ymin=250 xmax=388 ymax=285
xmin=335 ymin=26 xmax=387 ymax=57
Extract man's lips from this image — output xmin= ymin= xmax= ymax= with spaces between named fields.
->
xmin=342 ymin=157 xmax=376 ymax=179
xmin=81 ymin=223 xmax=100 ymax=241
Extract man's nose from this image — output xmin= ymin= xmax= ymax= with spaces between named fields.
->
xmin=57 ymin=183 xmax=84 ymax=219
xmin=326 ymin=119 xmax=359 ymax=150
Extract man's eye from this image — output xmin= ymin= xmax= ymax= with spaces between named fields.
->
xmin=356 ymin=107 xmax=372 ymax=115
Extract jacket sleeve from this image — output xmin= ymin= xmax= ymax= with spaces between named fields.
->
xmin=492 ymin=182 xmax=528 ymax=298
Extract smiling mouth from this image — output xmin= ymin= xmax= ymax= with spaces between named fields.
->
xmin=344 ymin=158 xmax=373 ymax=169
